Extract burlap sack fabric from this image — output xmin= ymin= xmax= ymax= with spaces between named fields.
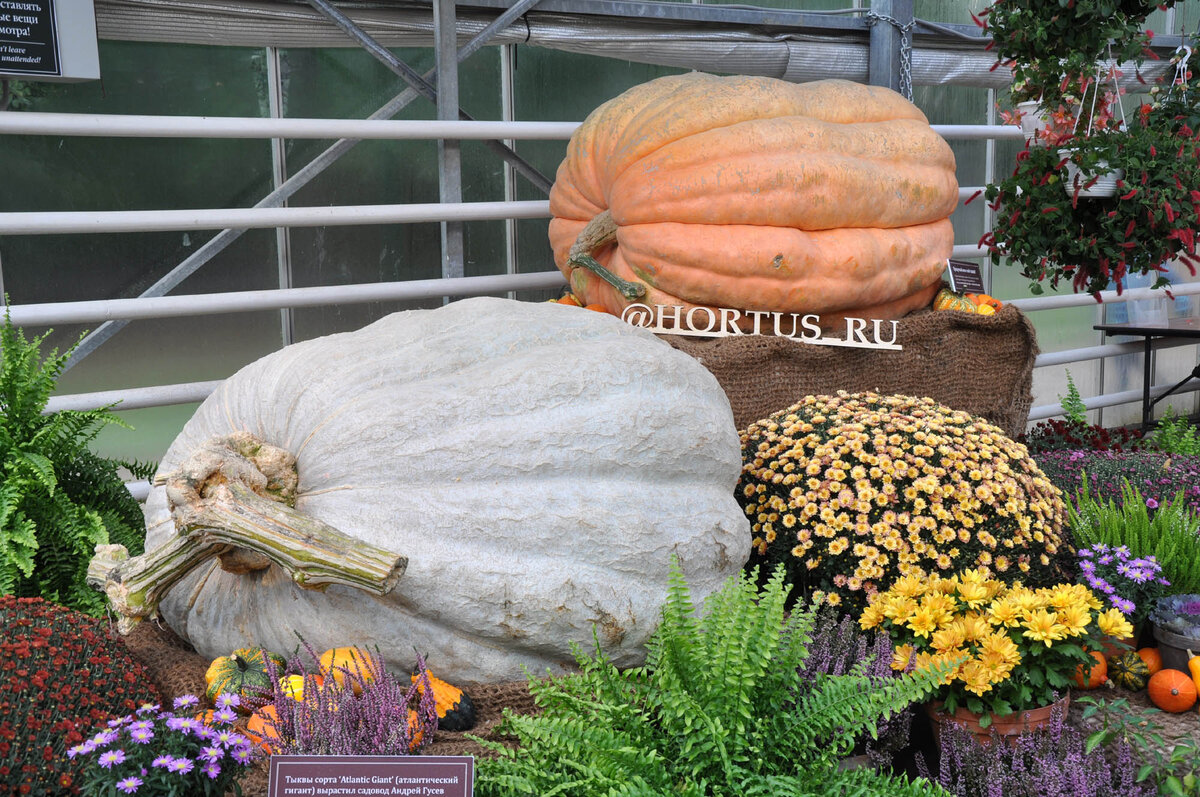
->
xmin=661 ymin=305 xmax=1039 ymax=439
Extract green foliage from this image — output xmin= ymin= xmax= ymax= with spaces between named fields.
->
xmin=1077 ymin=695 xmax=1200 ymax=796
xmin=0 ymin=310 xmax=147 ymax=615
xmin=1145 ymin=407 xmax=1200 ymax=456
xmin=1066 ymin=478 xmax=1200 ymax=595
xmin=1059 ymin=370 xmax=1088 ymax=426
xmin=473 ymin=560 xmax=953 ymax=797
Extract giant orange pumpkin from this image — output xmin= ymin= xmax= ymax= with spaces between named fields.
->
xmin=548 ymin=74 xmax=959 ymax=329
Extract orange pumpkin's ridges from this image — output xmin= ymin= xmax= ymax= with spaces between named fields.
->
xmin=549 ymin=73 xmax=958 ymax=322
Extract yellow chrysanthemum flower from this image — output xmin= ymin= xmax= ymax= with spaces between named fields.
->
xmin=956 ymin=580 xmax=991 ymax=609
xmin=960 ymin=612 xmax=992 ymax=643
xmin=1096 ymin=608 xmax=1135 ymax=640
xmin=1021 ymin=609 xmax=1063 ymax=647
xmin=977 ymin=631 xmax=1021 ymax=670
xmin=1055 ymin=604 xmax=1092 ymax=638
xmin=986 ymin=599 xmax=1023 ymax=629
xmin=858 ymin=602 xmax=885 ymax=631
xmin=891 ymin=643 xmax=914 ymax=671
xmin=931 ymin=623 xmax=967 ymax=653
xmin=958 ymin=659 xmax=995 ymax=696
xmin=907 ymin=605 xmax=941 ymax=638
xmin=890 ymin=574 xmax=928 ymax=599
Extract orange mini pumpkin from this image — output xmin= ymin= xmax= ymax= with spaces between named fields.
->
xmin=245 ymin=704 xmax=280 ymax=754
xmin=548 ymin=74 xmax=958 ymax=328
xmin=1072 ymin=650 xmax=1108 ymax=689
xmin=1137 ymin=647 xmax=1164 ymax=676
xmin=1148 ymin=668 xmax=1198 ymax=713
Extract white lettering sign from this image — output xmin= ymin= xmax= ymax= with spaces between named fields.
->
xmin=620 ymin=303 xmax=902 ymax=351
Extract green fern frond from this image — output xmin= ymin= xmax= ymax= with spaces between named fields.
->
xmin=475 ymin=558 xmax=946 ymax=797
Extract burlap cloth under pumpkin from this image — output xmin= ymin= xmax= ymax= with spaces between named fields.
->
xmin=661 ymin=305 xmax=1039 ymax=439
xmin=119 ymin=623 xmax=538 ymax=797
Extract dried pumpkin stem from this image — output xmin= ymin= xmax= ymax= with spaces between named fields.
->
xmin=566 ymin=209 xmax=646 ymax=300
xmin=87 ymin=432 xmax=407 ymax=633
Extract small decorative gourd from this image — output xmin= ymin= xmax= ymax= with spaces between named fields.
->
xmin=205 ymin=648 xmax=287 ymax=710
xmin=245 ymin=704 xmax=280 ymax=753
xmin=1187 ymin=649 xmax=1200 ymax=694
xmin=1137 ymin=647 xmax=1164 ymax=676
xmin=1147 ymin=668 xmax=1198 ymax=713
xmin=1072 ymin=650 xmax=1108 ymax=689
xmin=412 ymin=668 xmax=476 ymax=732
xmin=318 ymin=646 xmax=380 ymax=696
xmin=1108 ymin=650 xmax=1152 ymax=691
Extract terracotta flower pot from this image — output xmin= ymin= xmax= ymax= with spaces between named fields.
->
xmin=1098 ymin=634 xmax=1137 ymax=661
xmin=925 ymin=692 xmax=1070 ymax=746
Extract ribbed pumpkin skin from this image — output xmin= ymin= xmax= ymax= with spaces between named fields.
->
xmin=145 ymin=298 xmax=750 ymax=684
xmin=549 ymin=74 xmax=958 ymax=324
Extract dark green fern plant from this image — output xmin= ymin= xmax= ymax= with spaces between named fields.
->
xmin=474 ymin=560 xmax=955 ymax=797
xmin=0 ymin=310 xmax=148 ymax=615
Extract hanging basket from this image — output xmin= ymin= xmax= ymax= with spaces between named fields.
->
xmin=1017 ymin=100 xmax=1051 ymax=144
xmin=1061 ymin=148 xmax=1122 ymax=198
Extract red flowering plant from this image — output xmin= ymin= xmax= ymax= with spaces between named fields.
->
xmin=0 ymin=595 xmax=161 ymax=794
xmin=982 ymin=96 xmax=1200 ymax=296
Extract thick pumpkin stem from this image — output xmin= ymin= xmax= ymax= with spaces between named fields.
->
xmin=87 ymin=432 xmax=407 ymax=633
xmin=566 ymin=210 xmax=646 ymax=300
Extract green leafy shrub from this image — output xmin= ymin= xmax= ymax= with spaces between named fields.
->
xmin=1143 ymin=407 xmax=1200 ymax=456
xmin=0 ymin=312 xmax=149 ymax=615
xmin=474 ymin=559 xmax=954 ymax=797
xmin=738 ymin=392 xmax=1069 ymax=613
xmin=0 ymin=594 xmax=161 ymax=794
xmin=1066 ymin=479 xmax=1200 ymax=596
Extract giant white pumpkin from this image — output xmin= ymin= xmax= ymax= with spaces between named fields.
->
xmin=144 ymin=297 xmax=750 ymax=682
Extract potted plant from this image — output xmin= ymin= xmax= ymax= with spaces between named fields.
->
xmin=861 ymin=569 xmax=1134 ymax=738
xmin=1075 ymin=543 xmax=1169 ymax=654
xmin=980 ymin=0 xmax=1171 ymax=111
xmin=981 ymin=100 xmax=1200 ymax=295
xmin=1150 ymin=593 xmax=1200 ymax=672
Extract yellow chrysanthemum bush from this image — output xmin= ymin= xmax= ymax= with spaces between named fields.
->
xmin=738 ymin=392 xmax=1070 ymax=612
xmin=860 ymin=570 xmax=1133 ymax=725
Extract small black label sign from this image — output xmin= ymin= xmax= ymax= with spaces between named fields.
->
xmin=268 ymin=755 xmax=474 ymax=797
xmin=946 ymin=259 xmax=986 ymax=294
xmin=0 ymin=0 xmax=59 ymax=76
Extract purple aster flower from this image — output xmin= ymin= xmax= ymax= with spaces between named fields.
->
xmin=151 ymin=755 xmax=174 ymax=769
xmin=1113 ymin=597 xmax=1137 ymax=615
xmin=202 ymin=761 xmax=221 ymax=780
xmin=200 ymin=745 xmax=224 ymax=763
xmin=128 ymin=720 xmax=153 ymax=732
xmin=129 ymin=727 xmax=154 ymax=744
xmin=215 ymin=693 xmax=241 ymax=710
xmin=1094 ymin=543 xmax=1110 ymax=553
xmin=167 ymin=757 xmax=194 ymax=775
xmin=1127 ymin=568 xmax=1153 ymax=585
xmin=1146 ymin=497 xmax=1160 ymax=509
xmin=1117 ymin=562 xmax=1134 ymax=578
xmin=212 ymin=707 xmax=238 ymax=725
xmin=1078 ymin=547 xmax=1094 ymax=558
xmin=166 ymin=717 xmax=200 ymax=734
xmin=91 ymin=729 xmax=118 ymax=748
xmin=173 ymin=694 xmax=200 ymax=711
xmin=98 ymin=749 xmax=127 ymax=769
xmin=108 ymin=715 xmax=131 ymax=728
xmin=116 ymin=776 xmax=142 ymax=794
xmin=230 ymin=745 xmax=254 ymax=764
xmin=1098 ymin=554 xmax=1114 ymax=565
xmin=195 ymin=725 xmax=217 ymax=742
xmin=1079 ymin=560 xmax=1097 ymax=575
xmin=66 ymin=744 xmax=85 ymax=759
xmin=135 ymin=704 xmax=160 ymax=716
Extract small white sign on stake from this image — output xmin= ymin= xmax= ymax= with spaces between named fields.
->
xmin=619 ymin=303 xmax=902 ymax=351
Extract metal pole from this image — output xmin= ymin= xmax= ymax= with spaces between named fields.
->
xmin=266 ymin=46 xmax=295 ymax=347
xmin=435 ymin=0 xmax=465 ymax=285
xmin=867 ymin=0 xmax=912 ymax=95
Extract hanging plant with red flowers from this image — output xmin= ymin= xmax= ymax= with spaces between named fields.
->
xmin=982 ymin=97 xmax=1200 ymax=296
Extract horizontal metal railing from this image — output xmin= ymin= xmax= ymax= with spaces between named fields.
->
xmin=4 ymin=114 xmax=1194 ymax=427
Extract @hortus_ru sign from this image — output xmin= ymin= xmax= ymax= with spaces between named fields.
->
xmin=619 ymin=303 xmax=903 ymax=351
